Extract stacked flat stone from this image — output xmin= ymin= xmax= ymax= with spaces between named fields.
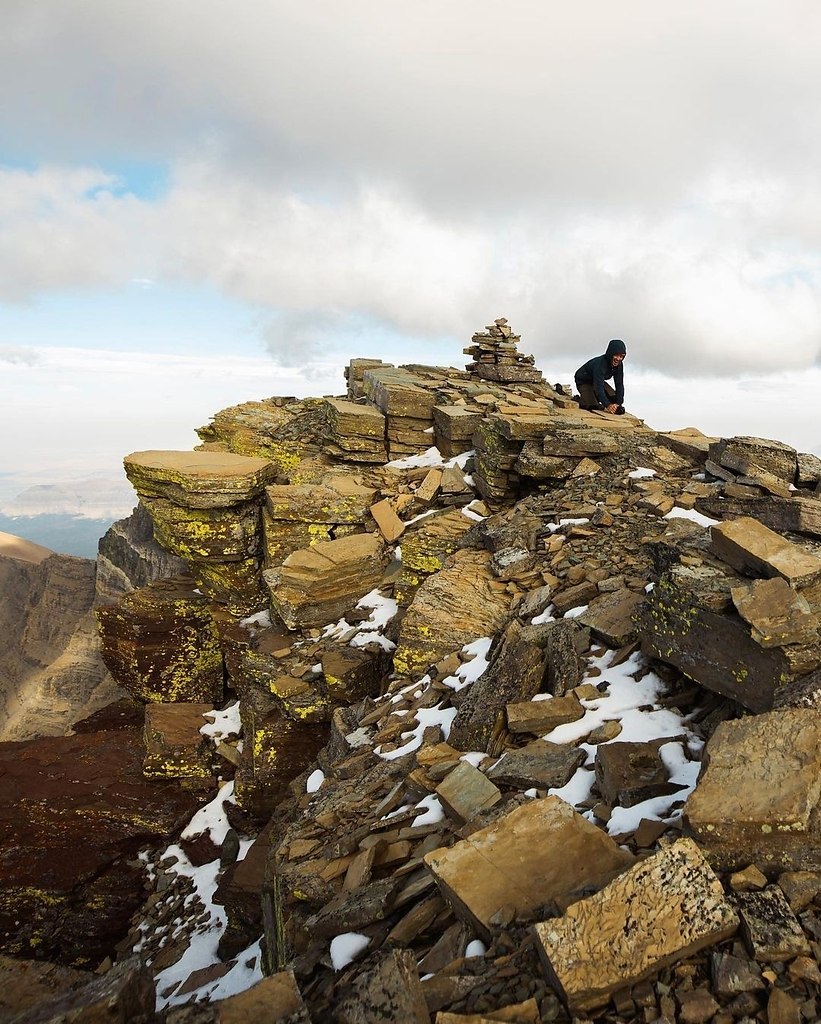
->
xmin=345 ymin=358 xmax=387 ymax=400
xmin=472 ymin=411 xmax=561 ymax=502
xmin=394 ymin=508 xmax=474 ymax=605
xmin=432 ymin=405 xmax=483 ymax=458
xmin=319 ymin=399 xmax=387 ymax=463
xmin=262 ymin=532 xmax=388 ymax=629
xmin=262 ymin=473 xmax=377 ymax=567
xmin=362 ymin=365 xmax=437 ymax=458
xmin=464 ymin=317 xmax=544 ymax=383
xmin=704 ymin=435 xmax=800 ymax=499
xmin=196 ymin=397 xmax=325 ymax=474
xmin=123 ymin=450 xmax=278 ymax=616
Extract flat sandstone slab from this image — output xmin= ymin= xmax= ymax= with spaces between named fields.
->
xmin=710 ymin=516 xmax=821 ymax=588
xmin=685 ymin=708 xmax=821 ymax=845
xmin=125 ymin=450 xmax=276 ymax=507
xmin=533 ymin=838 xmax=738 ymax=1013
xmin=424 ymin=796 xmax=633 ymax=941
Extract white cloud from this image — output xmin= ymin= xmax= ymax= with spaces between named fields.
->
xmin=0 ymin=344 xmax=42 ymax=366
xmin=1 ymin=2 xmax=821 ymax=375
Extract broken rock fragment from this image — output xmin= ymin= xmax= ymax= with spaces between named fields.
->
xmin=435 ymin=761 xmax=501 ymax=824
xmin=594 ymin=740 xmax=684 ymax=808
xmin=533 ymin=837 xmax=738 ymax=1013
xmin=485 ymin=740 xmax=585 ymax=791
xmin=735 ymin=885 xmax=811 ymax=961
xmin=333 ymin=947 xmax=429 ymax=1024
xmin=711 ymin=516 xmax=821 ymax=588
xmin=424 ymin=796 xmax=633 ymax=941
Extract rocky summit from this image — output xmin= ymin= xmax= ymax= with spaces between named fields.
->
xmin=3 ymin=319 xmax=821 ymax=1023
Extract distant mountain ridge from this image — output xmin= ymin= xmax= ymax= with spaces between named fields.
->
xmin=0 ymin=513 xmax=116 ymax=559
xmin=1 ymin=476 xmax=136 ymax=519
xmin=0 ymin=543 xmax=124 ymax=740
xmin=0 ymin=530 xmax=53 ymax=564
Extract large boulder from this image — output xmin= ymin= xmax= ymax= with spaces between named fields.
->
xmin=685 ymin=708 xmax=821 ymax=872
xmin=393 ymin=550 xmax=511 ymax=677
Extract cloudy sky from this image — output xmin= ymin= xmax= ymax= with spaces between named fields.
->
xmin=1 ymin=1 xmax=820 ymax=511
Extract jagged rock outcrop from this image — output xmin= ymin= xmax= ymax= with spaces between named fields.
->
xmin=0 ymin=549 xmax=124 ymax=741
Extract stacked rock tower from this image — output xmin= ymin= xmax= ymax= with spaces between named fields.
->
xmin=464 ymin=317 xmax=544 ymax=383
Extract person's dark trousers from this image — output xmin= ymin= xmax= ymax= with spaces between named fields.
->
xmin=575 ymin=379 xmax=616 ymax=410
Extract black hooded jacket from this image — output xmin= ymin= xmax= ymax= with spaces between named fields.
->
xmin=574 ymin=339 xmax=626 ymax=407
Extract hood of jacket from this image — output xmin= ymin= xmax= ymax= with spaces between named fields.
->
xmin=605 ymin=339 xmax=626 ymax=359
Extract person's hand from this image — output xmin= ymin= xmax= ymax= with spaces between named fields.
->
xmin=606 ymin=403 xmax=619 ymax=414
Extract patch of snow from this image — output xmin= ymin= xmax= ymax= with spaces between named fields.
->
xmin=645 ymin=582 xmax=655 ymax=592
xmin=459 ymin=751 xmax=488 ymax=767
xmin=351 ymin=631 xmax=395 ymax=651
xmin=405 ymin=508 xmax=439 ymax=526
xmin=548 ymin=765 xmax=596 ymax=806
xmin=306 ymin=769 xmax=325 ymax=793
xmin=444 ymin=450 xmax=474 ymax=469
xmin=200 ymin=702 xmax=241 ymax=742
xmin=441 ymin=637 xmax=492 ymax=691
xmin=465 ymin=939 xmax=487 ymax=958
xmin=386 ymin=446 xmax=444 ymax=470
xmin=564 ymin=604 xmax=589 ymax=618
xmin=546 ymin=517 xmax=590 ymax=533
xmin=202 ymin=940 xmax=264 ymax=1003
xmin=376 ymin=704 xmax=458 ymax=760
xmin=239 ymin=610 xmax=271 ymax=629
xmin=181 ymin=781 xmax=236 ymax=846
xmin=360 ymin=590 xmax=399 ymax=626
xmin=330 ymin=933 xmax=371 ymax=970
xmin=322 ymin=590 xmax=398 ymax=650
xmin=664 ymin=506 xmax=720 ymax=528
xmin=628 ymin=467 xmax=656 ymax=479
xmin=462 ymin=506 xmax=485 ymax=522
xmin=530 ymin=605 xmax=556 ymax=625
xmin=413 ymin=793 xmax=445 ymax=825
xmin=344 ymin=727 xmax=373 ymax=749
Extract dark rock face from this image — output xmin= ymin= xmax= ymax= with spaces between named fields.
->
xmin=95 ymin=502 xmax=188 ymax=605
xmin=0 ymin=718 xmax=199 ymax=967
xmin=0 ymin=552 xmax=124 ymax=741
xmin=97 ymin=577 xmax=224 ymax=705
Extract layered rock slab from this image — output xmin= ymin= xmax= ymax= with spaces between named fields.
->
xmin=124 ymin=450 xmax=277 ymax=509
xmin=533 ymin=838 xmax=738 ymax=1013
xmin=638 ymin=562 xmax=800 ymax=712
xmin=124 ymin=450 xmax=277 ymax=615
xmin=393 ymin=550 xmax=511 ymax=676
xmin=424 ymin=796 xmax=634 ymax=941
xmin=711 ymin=516 xmax=821 ymax=588
xmin=263 ymin=533 xmax=388 ymax=629
xmin=685 ymin=708 xmax=821 ymax=872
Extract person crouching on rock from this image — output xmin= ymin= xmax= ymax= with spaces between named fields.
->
xmin=574 ymin=339 xmax=627 ymax=414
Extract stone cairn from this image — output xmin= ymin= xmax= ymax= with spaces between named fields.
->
xmin=464 ymin=317 xmax=544 ymax=383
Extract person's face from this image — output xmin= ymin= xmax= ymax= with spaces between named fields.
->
xmin=611 ymin=352 xmax=625 ymax=367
